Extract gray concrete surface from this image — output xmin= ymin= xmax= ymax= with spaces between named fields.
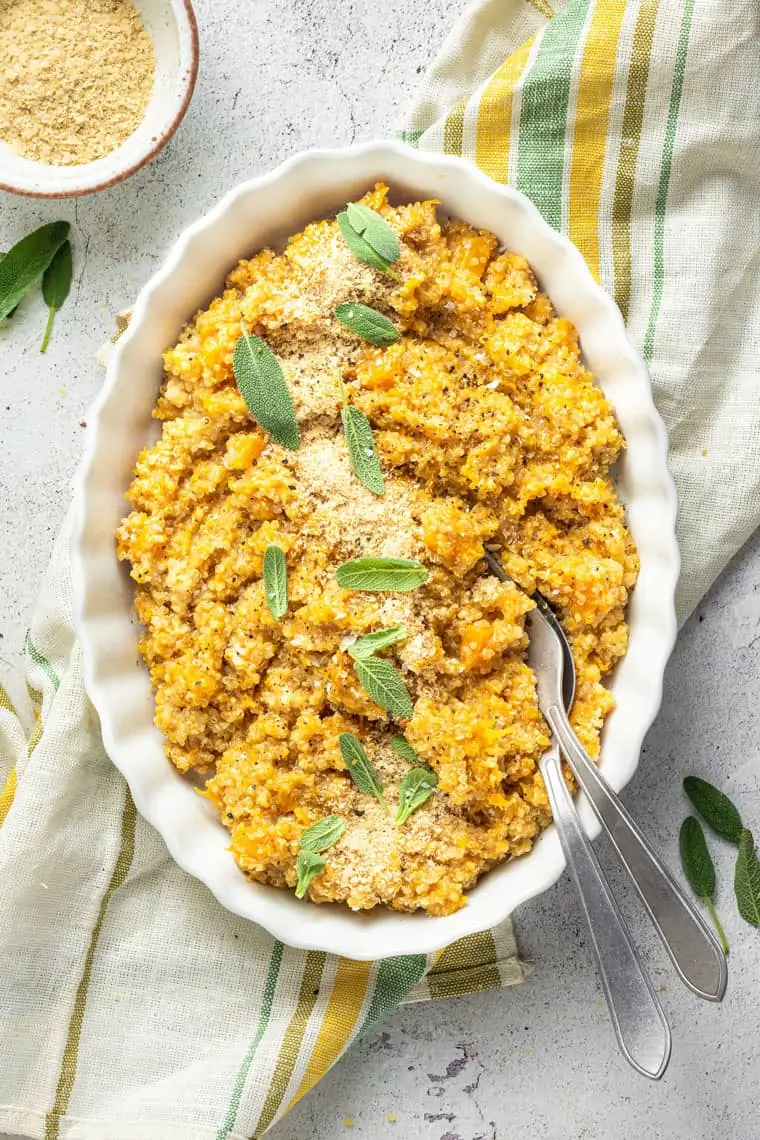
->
xmin=2 ymin=1 xmax=759 ymax=1137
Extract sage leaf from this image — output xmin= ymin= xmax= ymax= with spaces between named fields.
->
xmin=40 ymin=240 xmax=73 ymax=353
xmin=348 ymin=625 xmax=407 ymax=661
xmin=683 ymin=776 xmax=743 ymax=844
xmin=680 ymin=816 xmax=729 ymax=954
xmin=391 ymin=734 xmax=418 ymax=763
xmin=295 ymin=814 xmax=345 ymax=898
xmin=395 ymin=767 xmax=438 ymax=826
xmin=353 ymin=656 xmax=414 ymax=719
xmin=335 ymin=302 xmax=400 ymax=346
xmin=337 ymin=203 xmax=401 ymax=277
xmin=341 ymin=404 xmax=385 ymax=496
xmin=0 ymin=220 xmax=70 ymax=321
xmin=335 ymin=557 xmax=429 ymax=593
xmin=346 ymin=202 xmax=401 ymax=264
xmin=339 ymin=732 xmax=387 ymax=809
xmin=735 ymin=828 xmax=760 ymax=927
xmin=0 ymin=253 xmax=18 ymax=318
xmin=233 ymin=330 xmax=301 ymax=450
xmin=262 ymin=544 xmax=288 ymax=620
xmin=300 ymin=814 xmax=345 ymax=854
xmin=337 ymin=213 xmax=391 ymax=273
xmin=680 ymin=816 xmax=716 ymax=897
xmin=295 ymin=849 xmax=327 ymax=898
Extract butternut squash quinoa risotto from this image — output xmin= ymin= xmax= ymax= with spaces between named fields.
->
xmin=117 ymin=184 xmax=638 ymax=916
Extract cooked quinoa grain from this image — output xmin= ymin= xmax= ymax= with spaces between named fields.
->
xmin=116 ymin=184 xmax=638 ymax=916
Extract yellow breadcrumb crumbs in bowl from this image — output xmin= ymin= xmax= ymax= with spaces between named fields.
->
xmin=116 ymin=183 xmax=638 ymax=917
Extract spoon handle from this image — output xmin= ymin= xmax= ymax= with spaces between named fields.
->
xmin=540 ymin=747 xmax=671 ymax=1080
xmin=546 ymin=705 xmax=728 ymax=1003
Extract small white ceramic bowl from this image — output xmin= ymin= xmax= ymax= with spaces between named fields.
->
xmin=0 ymin=0 xmax=198 ymax=198
xmin=72 ymin=142 xmax=679 ymax=960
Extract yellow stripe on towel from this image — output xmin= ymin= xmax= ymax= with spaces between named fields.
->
xmin=568 ymin=0 xmax=628 ymax=280
xmin=475 ymin=37 xmax=536 ymax=184
xmin=253 ymin=950 xmax=326 ymax=1136
xmin=286 ymin=958 xmax=373 ymax=1111
xmin=0 ymin=768 xmax=17 ymax=828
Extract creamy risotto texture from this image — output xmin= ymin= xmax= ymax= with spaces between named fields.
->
xmin=117 ymin=185 xmax=638 ymax=915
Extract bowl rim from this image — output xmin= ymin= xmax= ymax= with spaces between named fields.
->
xmin=71 ymin=141 xmax=680 ymax=959
xmin=0 ymin=0 xmax=199 ymax=199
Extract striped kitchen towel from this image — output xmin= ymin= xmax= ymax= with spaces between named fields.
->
xmin=402 ymin=0 xmax=760 ymax=623
xmin=3 ymin=0 xmax=760 ymax=1135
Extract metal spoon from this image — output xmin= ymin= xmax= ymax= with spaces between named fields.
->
xmin=538 ymin=736 xmax=671 ymax=1078
xmin=488 ymin=563 xmax=672 ymax=1077
xmin=485 ymin=551 xmax=727 ymax=1005
xmin=527 ymin=592 xmax=728 ymax=1002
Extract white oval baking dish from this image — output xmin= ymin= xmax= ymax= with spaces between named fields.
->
xmin=71 ymin=142 xmax=679 ymax=960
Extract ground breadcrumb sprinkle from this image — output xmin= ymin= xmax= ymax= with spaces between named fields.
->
xmin=0 ymin=0 xmax=155 ymax=166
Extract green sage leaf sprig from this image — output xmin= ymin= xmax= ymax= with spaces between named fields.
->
xmin=339 ymin=732 xmax=387 ymax=809
xmin=340 ymin=379 xmax=384 ymax=496
xmin=39 ymin=240 xmax=73 ymax=353
xmin=295 ymin=850 xmax=327 ymax=899
xmin=263 ymin=544 xmax=288 ymax=620
xmin=335 ymin=302 xmax=400 ymax=346
xmin=233 ymin=330 xmax=301 ymax=450
xmin=335 ymin=558 xmax=423 ymax=717
xmin=390 ymin=734 xmax=418 ymax=763
xmin=0 ymin=221 xmax=70 ymax=322
xmin=395 ymin=767 xmax=438 ymax=826
xmin=335 ymin=557 xmax=429 ymax=593
xmin=735 ymin=830 xmax=760 ymax=927
xmin=681 ymin=775 xmax=760 ymax=931
xmin=0 ymin=221 xmax=73 ymax=349
xmin=684 ymin=776 xmax=743 ymax=843
xmin=353 ymin=655 xmax=413 ymax=719
xmin=0 ymin=255 xmax=19 ymax=319
xmin=347 ymin=625 xmax=407 ymax=661
xmin=295 ymin=814 xmax=345 ymax=899
xmin=337 ymin=202 xmax=401 ymax=277
xmin=679 ymin=816 xmax=729 ymax=953
xmin=300 ymin=815 xmax=345 ymax=853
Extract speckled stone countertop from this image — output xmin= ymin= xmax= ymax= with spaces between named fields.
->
xmin=2 ymin=2 xmax=758 ymax=1137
